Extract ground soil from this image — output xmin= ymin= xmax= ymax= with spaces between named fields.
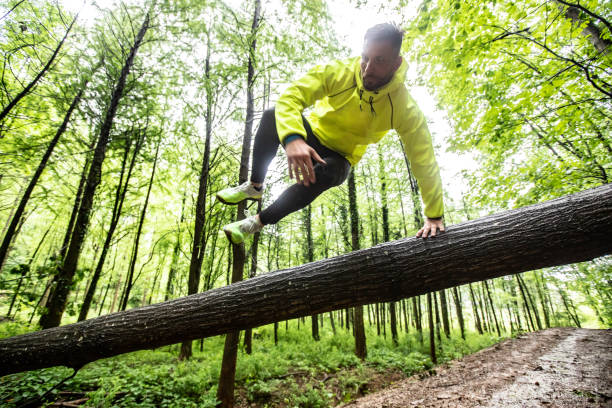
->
xmin=342 ymin=327 xmax=611 ymax=408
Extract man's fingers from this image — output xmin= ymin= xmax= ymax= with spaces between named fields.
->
xmin=430 ymin=226 xmax=437 ymax=237
xmin=311 ymin=149 xmax=327 ymax=165
xmin=298 ymin=161 xmax=310 ymax=186
xmin=439 ymin=224 xmax=445 ymax=232
xmin=288 ymin=159 xmax=294 ymax=180
xmin=305 ymin=159 xmax=315 ymax=184
xmin=421 ymin=226 xmax=430 ymax=238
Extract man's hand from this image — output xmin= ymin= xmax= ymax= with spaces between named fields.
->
xmin=416 ymin=217 xmax=445 ymax=239
xmin=285 ymin=138 xmax=326 ymax=186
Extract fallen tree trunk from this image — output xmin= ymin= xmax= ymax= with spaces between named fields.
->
xmin=1 ymin=184 xmax=611 ymax=376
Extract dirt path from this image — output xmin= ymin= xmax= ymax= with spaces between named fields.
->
xmin=342 ymin=328 xmax=611 ymax=407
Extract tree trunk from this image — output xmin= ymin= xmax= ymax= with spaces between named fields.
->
xmin=469 ymin=284 xmax=484 ymax=334
xmin=439 ymin=289 xmax=451 ymax=338
xmin=452 ymin=287 xmax=465 ymax=340
xmin=39 ymin=12 xmax=150 ymax=329
xmin=78 ymin=130 xmax=142 ymax=321
xmin=1 ymin=184 xmax=611 ymax=375
xmin=521 ymin=274 xmax=543 ymax=330
xmin=0 ymin=85 xmax=85 ymax=272
xmin=484 ymin=280 xmax=502 ymax=336
xmin=348 ymin=169 xmax=367 ymax=359
xmin=516 ymin=275 xmax=536 ymax=331
xmin=427 ymin=292 xmax=436 ymax=364
xmin=165 ymin=192 xmax=186 ymax=301
xmin=120 ymin=135 xmax=160 ymax=311
xmin=180 ymin=33 xmax=214 ymax=360
xmin=0 ymin=13 xmax=78 ymax=127
xmin=434 ymin=291 xmax=442 ymax=342
xmin=244 ymin=201 xmax=263 ymax=355
xmin=413 ymin=296 xmax=422 ymax=341
xmin=217 ymin=1 xmax=260 ymax=405
xmin=302 ymin=205 xmax=319 ymax=342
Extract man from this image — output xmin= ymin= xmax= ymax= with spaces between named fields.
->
xmin=217 ymin=23 xmax=444 ymax=244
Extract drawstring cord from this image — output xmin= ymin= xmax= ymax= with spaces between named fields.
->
xmin=358 ymin=89 xmax=376 ymax=115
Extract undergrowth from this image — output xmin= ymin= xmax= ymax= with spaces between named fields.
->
xmin=0 ymin=320 xmax=504 ymax=407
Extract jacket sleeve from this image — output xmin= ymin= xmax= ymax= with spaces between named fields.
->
xmin=275 ymin=61 xmax=343 ymax=144
xmin=396 ymin=99 xmax=444 ymax=219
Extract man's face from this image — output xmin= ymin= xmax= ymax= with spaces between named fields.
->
xmin=360 ymin=39 xmax=402 ymax=91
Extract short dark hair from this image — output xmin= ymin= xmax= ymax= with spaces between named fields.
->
xmin=364 ymin=23 xmax=404 ymax=55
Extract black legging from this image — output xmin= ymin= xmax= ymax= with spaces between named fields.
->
xmin=251 ymin=107 xmax=351 ymax=225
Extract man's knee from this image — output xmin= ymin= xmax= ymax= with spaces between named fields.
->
xmin=314 ymin=156 xmax=351 ymax=187
xmin=262 ymin=107 xmax=275 ymax=123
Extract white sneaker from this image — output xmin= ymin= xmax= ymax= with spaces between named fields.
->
xmin=216 ymin=181 xmax=263 ymax=205
xmin=222 ymin=216 xmax=263 ymax=244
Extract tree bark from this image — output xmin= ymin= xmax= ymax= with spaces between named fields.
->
xmin=427 ymin=292 xmax=436 ymax=364
xmin=217 ymin=1 xmax=260 ymax=405
xmin=1 ymin=184 xmax=611 ymax=375
xmin=348 ymin=169 xmax=367 ymax=359
xmin=39 ymin=12 xmax=150 ymax=329
xmin=452 ymin=287 xmax=465 ymax=339
xmin=439 ymin=289 xmax=451 ymax=338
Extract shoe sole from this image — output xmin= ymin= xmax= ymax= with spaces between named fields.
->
xmin=216 ymin=195 xmax=261 ymax=206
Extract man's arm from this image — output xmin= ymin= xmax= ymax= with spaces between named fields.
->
xmin=275 ymin=60 xmax=346 ymax=185
xmin=395 ymin=96 xmax=445 ymax=238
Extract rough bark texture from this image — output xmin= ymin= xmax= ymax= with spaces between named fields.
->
xmin=1 ymin=184 xmax=611 ymax=375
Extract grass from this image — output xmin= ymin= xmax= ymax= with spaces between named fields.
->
xmin=0 ymin=319 xmax=505 ymax=407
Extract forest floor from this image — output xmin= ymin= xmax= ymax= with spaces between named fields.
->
xmin=341 ymin=327 xmax=611 ymax=408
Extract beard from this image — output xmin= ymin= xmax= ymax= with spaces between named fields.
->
xmin=362 ymin=72 xmax=393 ymax=91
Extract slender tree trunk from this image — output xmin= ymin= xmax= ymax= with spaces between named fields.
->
xmin=348 ymin=169 xmax=367 ymax=359
xmin=180 ymin=34 xmax=214 ymax=360
xmin=7 ymin=221 xmax=53 ymax=317
xmin=78 ymin=131 xmax=142 ymax=321
xmin=217 ymin=2 xmax=260 ymax=405
xmin=166 ymin=193 xmax=186 ymax=301
xmin=469 ymin=283 xmax=483 ymax=334
xmin=39 ymin=12 xmax=150 ymax=329
xmin=413 ymin=296 xmax=422 ymax=342
xmin=0 ymin=85 xmax=85 ymax=272
xmin=518 ymin=274 xmax=542 ymax=330
xmin=439 ymin=289 xmax=451 ymax=338
xmin=427 ymin=292 xmax=436 ymax=364
xmin=0 ymin=13 xmax=78 ymax=127
xmin=452 ymin=287 xmax=465 ymax=340
xmin=120 ymin=135 xmax=159 ymax=311
xmin=534 ymin=273 xmax=551 ymax=328
xmin=244 ymin=201 xmax=263 ymax=354
xmin=484 ymin=280 xmax=502 ymax=336
xmin=516 ymin=275 xmax=536 ymax=331
xmin=434 ymin=291 xmax=442 ymax=342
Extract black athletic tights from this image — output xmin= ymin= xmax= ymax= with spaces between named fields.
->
xmin=251 ymin=107 xmax=351 ymax=225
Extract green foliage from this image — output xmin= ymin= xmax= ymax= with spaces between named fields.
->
xmin=0 ymin=321 xmax=504 ymax=407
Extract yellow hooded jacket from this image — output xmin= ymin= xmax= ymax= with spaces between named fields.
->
xmin=275 ymin=56 xmax=444 ymax=219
